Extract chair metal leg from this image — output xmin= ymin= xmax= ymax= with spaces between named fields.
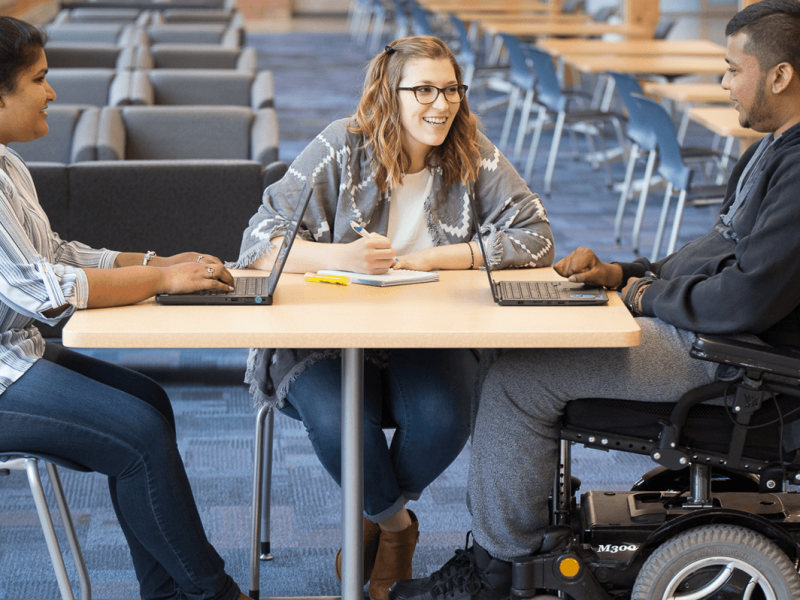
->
xmin=513 ymin=89 xmax=534 ymax=161
xmin=523 ymin=107 xmax=547 ymax=180
xmin=25 ymin=459 xmax=77 ymax=600
xmin=614 ymin=143 xmax=639 ymax=245
xmin=544 ymin=111 xmax=566 ymax=197
xmin=249 ymin=404 xmax=271 ymax=600
xmin=259 ymin=408 xmax=275 ymax=561
xmin=652 ymin=183 xmax=675 ymax=262
xmin=499 ymin=85 xmax=520 ymax=151
xmin=631 ymin=149 xmax=657 ymax=255
xmin=45 ymin=463 xmax=91 ymax=600
xmin=666 ymin=188 xmax=689 ymax=256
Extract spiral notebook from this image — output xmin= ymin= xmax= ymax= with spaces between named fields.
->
xmin=317 ymin=269 xmax=439 ymax=287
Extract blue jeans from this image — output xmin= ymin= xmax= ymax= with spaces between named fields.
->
xmin=0 ymin=343 xmax=240 ymax=600
xmin=280 ymin=349 xmax=476 ymax=522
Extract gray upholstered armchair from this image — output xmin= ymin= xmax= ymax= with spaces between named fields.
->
xmin=96 ymin=105 xmax=279 ymax=166
xmin=129 ymin=69 xmax=274 ymax=108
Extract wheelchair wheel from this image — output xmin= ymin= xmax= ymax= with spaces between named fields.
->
xmin=632 ymin=524 xmax=800 ymax=600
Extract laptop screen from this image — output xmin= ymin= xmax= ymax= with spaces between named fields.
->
xmin=265 ymin=179 xmax=314 ymax=297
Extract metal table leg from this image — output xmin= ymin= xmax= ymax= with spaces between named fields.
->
xmin=341 ymin=348 xmax=364 ymax=600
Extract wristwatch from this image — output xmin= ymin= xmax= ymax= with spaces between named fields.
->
xmin=142 ymin=251 xmax=157 ymax=266
xmin=623 ymin=271 xmax=659 ymax=316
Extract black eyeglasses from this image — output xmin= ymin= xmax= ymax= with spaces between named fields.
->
xmin=396 ymin=84 xmax=468 ymax=104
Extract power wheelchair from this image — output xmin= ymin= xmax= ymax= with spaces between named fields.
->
xmin=511 ymin=334 xmax=800 ymax=600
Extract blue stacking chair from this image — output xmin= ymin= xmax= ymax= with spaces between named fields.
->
xmin=629 ymin=94 xmax=729 ymax=261
xmin=407 ymin=0 xmax=434 ymax=36
xmin=498 ymin=33 xmax=539 ymax=157
xmin=449 ymin=13 xmax=511 ymax=112
xmin=610 ymin=72 xmax=725 ymax=254
xmin=0 ymin=452 xmax=91 ymax=600
xmin=523 ymin=44 xmax=625 ymax=197
xmin=608 ymin=71 xmax=658 ymax=253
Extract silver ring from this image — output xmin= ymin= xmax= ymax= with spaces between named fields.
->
xmin=196 ymin=255 xmax=204 ymax=263
xmin=207 ymin=267 xmax=214 ymax=277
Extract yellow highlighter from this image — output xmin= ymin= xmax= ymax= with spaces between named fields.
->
xmin=304 ymin=272 xmax=351 ymax=286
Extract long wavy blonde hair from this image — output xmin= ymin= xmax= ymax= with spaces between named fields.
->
xmin=348 ymin=36 xmax=481 ymax=193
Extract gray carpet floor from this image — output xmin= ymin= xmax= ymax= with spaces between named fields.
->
xmin=0 ymin=29 xmax=731 ymax=598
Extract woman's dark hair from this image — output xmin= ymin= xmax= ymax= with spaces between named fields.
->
xmin=0 ymin=16 xmax=46 ymax=95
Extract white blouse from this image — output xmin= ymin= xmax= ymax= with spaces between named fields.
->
xmin=386 ymin=169 xmax=435 ymax=255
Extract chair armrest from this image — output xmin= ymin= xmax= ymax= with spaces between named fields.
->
xmin=96 ymin=107 xmax=126 ymax=160
xmin=220 ymin=27 xmax=240 ymax=48
xmin=71 ymin=107 xmax=100 ymax=163
xmin=135 ymin=11 xmax=152 ymax=27
xmin=251 ymin=70 xmax=274 ymax=109
xmin=236 ymin=47 xmax=257 ymax=74
xmin=128 ymin=70 xmax=154 ymax=105
xmin=131 ymin=45 xmax=153 ymax=70
xmin=108 ymin=70 xmax=134 ymax=106
xmin=251 ymin=108 xmax=279 ymax=166
xmin=691 ymin=335 xmax=800 ymax=379
xmin=262 ymin=160 xmax=288 ymax=189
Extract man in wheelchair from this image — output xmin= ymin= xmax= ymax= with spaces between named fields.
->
xmin=388 ymin=1 xmax=800 ymax=599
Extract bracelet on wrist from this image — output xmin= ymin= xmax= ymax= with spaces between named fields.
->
xmin=467 ymin=242 xmax=474 ymax=270
xmin=142 ymin=251 xmax=157 ymax=266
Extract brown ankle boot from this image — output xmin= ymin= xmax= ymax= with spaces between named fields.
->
xmin=335 ymin=516 xmax=382 ymax=586
xmin=368 ymin=510 xmax=419 ymax=600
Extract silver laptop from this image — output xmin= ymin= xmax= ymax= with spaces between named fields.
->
xmin=468 ymin=192 xmax=609 ymax=306
xmin=156 ymin=181 xmax=313 ymax=306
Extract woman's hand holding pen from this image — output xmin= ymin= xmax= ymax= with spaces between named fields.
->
xmin=347 ymin=221 xmax=397 ymax=274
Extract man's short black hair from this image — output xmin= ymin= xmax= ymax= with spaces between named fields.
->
xmin=726 ymin=0 xmax=800 ymax=71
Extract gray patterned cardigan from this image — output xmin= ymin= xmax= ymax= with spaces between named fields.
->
xmin=235 ymin=118 xmax=555 ymax=409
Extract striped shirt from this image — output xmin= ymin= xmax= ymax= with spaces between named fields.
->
xmin=0 ymin=144 xmax=118 ymax=394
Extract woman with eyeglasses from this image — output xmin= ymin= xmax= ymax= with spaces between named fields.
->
xmin=236 ymin=36 xmax=554 ymax=599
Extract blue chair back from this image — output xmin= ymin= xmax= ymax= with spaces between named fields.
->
xmin=408 ymin=0 xmax=433 ymax=36
xmin=629 ymin=93 xmax=692 ymax=190
xmin=527 ymin=45 xmax=567 ymax=112
xmin=449 ymin=13 xmax=476 ymax=64
xmin=499 ymin=33 xmax=534 ymax=91
xmin=391 ymin=0 xmax=410 ymax=31
xmin=607 ymin=71 xmax=656 ymax=151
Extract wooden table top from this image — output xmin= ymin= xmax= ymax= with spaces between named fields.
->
xmin=561 ymin=53 xmax=727 ymax=76
xmin=689 ymin=106 xmax=767 ymax=140
xmin=454 ymin=11 xmax=590 ymax=22
xmin=537 ymin=38 xmax=726 ymax=57
xmin=643 ymin=82 xmax=731 ymax=104
xmin=421 ymin=0 xmax=552 ymax=12
xmin=62 ymin=269 xmax=641 ymax=350
xmin=481 ymin=21 xmax=652 ymax=38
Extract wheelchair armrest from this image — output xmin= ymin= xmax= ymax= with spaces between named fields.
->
xmin=691 ymin=335 xmax=800 ymax=379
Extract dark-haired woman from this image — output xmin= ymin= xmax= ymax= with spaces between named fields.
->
xmin=0 ymin=16 xmax=248 ymax=600
xmin=236 ymin=36 xmax=555 ymax=599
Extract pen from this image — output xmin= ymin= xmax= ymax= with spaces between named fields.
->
xmin=304 ymin=272 xmax=351 ymax=286
xmin=350 ymin=220 xmax=372 ymax=239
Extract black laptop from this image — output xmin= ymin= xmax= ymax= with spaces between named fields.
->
xmin=156 ymin=181 xmax=313 ymax=306
xmin=468 ymin=192 xmax=609 ymax=306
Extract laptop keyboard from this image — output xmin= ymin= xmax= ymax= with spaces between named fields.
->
xmin=498 ymin=281 xmax=561 ymax=300
xmin=201 ymin=277 xmax=269 ymax=296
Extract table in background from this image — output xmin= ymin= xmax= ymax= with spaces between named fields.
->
xmin=690 ymin=106 xmax=766 ymax=168
xmin=643 ymin=82 xmax=731 ymax=143
xmin=63 ymin=269 xmax=641 ymax=600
